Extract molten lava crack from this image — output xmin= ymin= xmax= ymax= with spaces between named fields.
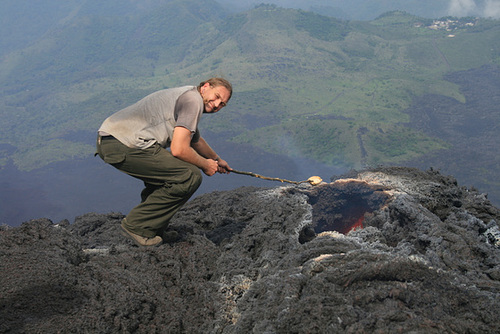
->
xmin=304 ymin=179 xmax=391 ymax=238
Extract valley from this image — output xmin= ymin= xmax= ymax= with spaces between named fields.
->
xmin=0 ymin=1 xmax=499 ymax=224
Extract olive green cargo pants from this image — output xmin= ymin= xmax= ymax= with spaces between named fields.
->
xmin=96 ymin=135 xmax=202 ymax=238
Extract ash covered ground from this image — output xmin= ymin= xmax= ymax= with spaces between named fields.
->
xmin=1 ymin=167 xmax=499 ymax=333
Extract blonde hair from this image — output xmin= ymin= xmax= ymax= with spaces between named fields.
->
xmin=198 ymin=78 xmax=233 ymax=100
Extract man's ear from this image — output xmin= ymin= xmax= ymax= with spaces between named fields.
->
xmin=202 ymin=82 xmax=211 ymax=92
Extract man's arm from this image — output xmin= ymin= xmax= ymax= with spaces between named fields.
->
xmin=170 ymin=126 xmax=219 ymax=176
xmin=191 ymin=136 xmax=231 ymax=174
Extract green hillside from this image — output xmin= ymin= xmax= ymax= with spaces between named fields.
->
xmin=0 ymin=3 xmax=499 ymax=171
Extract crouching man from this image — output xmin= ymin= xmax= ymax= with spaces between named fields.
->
xmin=96 ymin=78 xmax=232 ymax=246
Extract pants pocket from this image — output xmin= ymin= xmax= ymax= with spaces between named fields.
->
xmin=96 ymin=136 xmax=127 ymax=165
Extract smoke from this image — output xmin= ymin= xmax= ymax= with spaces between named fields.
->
xmin=448 ymin=0 xmax=500 ymax=18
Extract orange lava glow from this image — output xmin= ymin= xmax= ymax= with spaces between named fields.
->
xmin=348 ymin=216 xmax=364 ymax=233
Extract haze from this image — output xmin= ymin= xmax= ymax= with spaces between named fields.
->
xmin=218 ymin=0 xmax=500 ymax=19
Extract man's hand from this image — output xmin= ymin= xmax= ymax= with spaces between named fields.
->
xmin=216 ymin=158 xmax=231 ymax=174
xmin=191 ymin=135 xmax=232 ymax=175
xmin=203 ymin=158 xmax=219 ymax=176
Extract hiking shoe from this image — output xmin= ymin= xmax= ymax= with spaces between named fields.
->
xmin=120 ymin=220 xmax=163 ymax=247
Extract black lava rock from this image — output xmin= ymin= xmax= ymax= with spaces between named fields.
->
xmin=1 ymin=167 xmax=499 ymax=333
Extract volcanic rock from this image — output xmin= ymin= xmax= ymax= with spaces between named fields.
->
xmin=1 ymin=167 xmax=499 ymax=333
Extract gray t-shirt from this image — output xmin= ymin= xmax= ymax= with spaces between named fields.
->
xmin=99 ymin=86 xmax=202 ymax=149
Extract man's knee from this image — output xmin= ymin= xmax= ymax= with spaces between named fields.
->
xmin=162 ymin=165 xmax=202 ymax=198
xmin=188 ymin=166 xmax=202 ymax=194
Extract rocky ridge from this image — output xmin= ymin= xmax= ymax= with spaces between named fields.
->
xmin=1 ymin=167 xmax=499 ymax=333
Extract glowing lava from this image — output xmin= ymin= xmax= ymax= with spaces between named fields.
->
xmin=347 ymin=216 xmax=364 ymax=234
xmin=304 ymin=180 xmax=390 ymax=238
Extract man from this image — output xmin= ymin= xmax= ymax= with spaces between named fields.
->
xmin=96 ymin=78 xmax=232 ymax=246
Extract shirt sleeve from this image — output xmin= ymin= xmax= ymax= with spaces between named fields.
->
xmin=174 ymin=89 xmax=203 ymax=134
xmin=191 ymin=128 xmax=201 ymax=143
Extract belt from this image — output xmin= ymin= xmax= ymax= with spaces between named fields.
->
xmin=100 ymin=135 xmax=114 ymax=140
xmin=97 ymin=134 xmax=115 ymax=145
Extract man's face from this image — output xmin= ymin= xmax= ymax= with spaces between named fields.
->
xmin=200 ymin=83 xmax=230 ymax=113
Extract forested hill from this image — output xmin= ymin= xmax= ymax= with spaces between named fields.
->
xmin=0 ymin=1 xmax=499 ymax=204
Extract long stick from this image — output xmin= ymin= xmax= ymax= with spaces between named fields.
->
xmin=231 ymin=169 xmax=322 ymax=185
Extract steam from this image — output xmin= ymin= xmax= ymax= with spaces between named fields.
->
xmin=448 ymin=0 xmax=500 ymax=18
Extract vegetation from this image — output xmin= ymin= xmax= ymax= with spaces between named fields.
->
xmin=0 ymin=1 xmax=499 ymax=171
